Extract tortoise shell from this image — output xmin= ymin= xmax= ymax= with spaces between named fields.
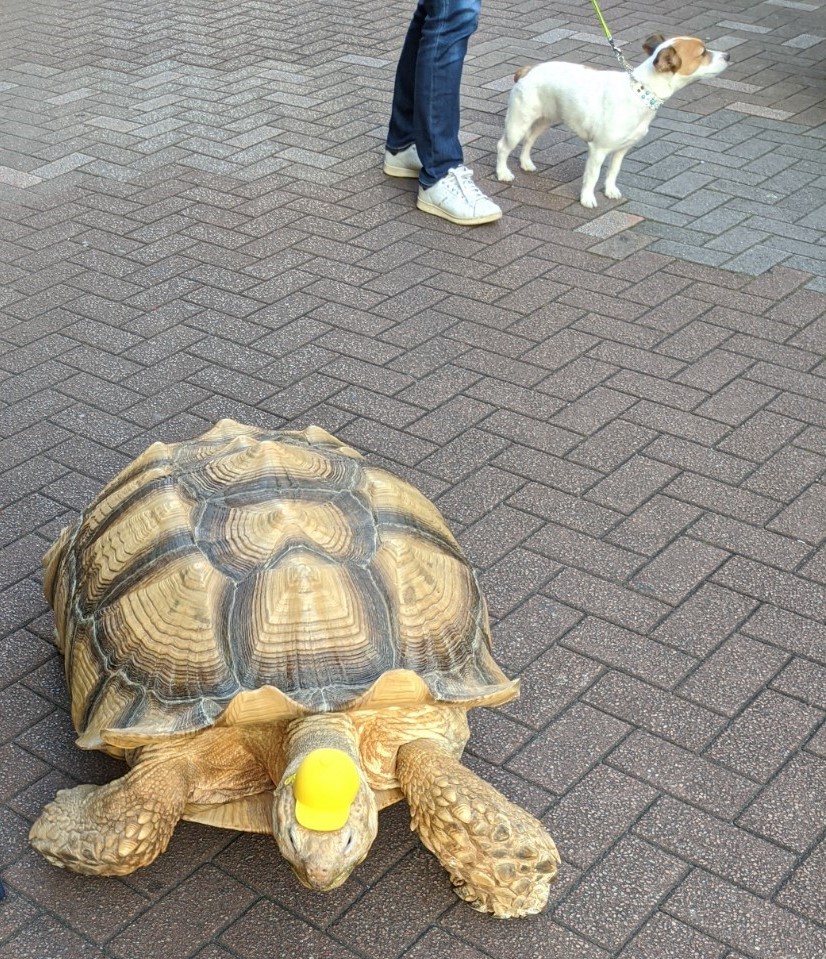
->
xmin=45 ymin=420 xmax=516 ymax=756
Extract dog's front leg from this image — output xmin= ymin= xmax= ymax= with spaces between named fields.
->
xmin=581 ymin=144 xmax=609 ymax=208
xmin=603 ymin=148 xmax=629 ymax=200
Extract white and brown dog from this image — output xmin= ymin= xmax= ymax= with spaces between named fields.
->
xmin=496 ymin=34 xmax=730 ymax=208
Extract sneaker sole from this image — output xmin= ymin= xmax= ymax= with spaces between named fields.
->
xmin=416 ymin=197 xmax=502 ymax=226
xmin=383 ymin=163 xmax=421 ymax=178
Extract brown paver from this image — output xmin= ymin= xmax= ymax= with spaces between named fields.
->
xmin=1 ymin=0 xmax=824 ymax=957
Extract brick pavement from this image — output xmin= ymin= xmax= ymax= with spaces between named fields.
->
xmin=0 ymin=0 xmax=824 ymax=957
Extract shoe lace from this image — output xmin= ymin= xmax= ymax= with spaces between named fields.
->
xmin=448 ymin=165 xmax=485 ymax=201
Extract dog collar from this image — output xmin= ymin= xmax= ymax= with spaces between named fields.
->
xmin=597 ymin=23 xmax=665 ymax=112
xmin=628 ymin=74 xmax=664 ymax=111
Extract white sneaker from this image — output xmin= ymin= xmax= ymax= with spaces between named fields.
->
xmin=383 ymin=143 xmax=422 ymax=178
xmin=417 ymin=166 xmax=502 ymax=225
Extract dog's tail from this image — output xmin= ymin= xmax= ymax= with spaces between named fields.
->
xmin=514 ymin=64 xmax=535 ymax=83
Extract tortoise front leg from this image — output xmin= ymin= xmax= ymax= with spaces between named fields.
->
xmin=396 ymin=739 xmax=560 ymax=918
xmin=29 ymin=758 xmax=192 ymax=876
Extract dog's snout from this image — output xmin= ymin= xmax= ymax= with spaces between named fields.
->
xmin=722 ymin=52 xmax=731 ymax=62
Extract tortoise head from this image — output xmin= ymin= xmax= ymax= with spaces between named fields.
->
xmin=273 ymin=748 xmax=378 ymax=891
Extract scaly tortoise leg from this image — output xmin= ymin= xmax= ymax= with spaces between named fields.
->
xmin=396 ymin=739 xmax=560 ymax=918
xmin=30 ymin=757 xmax=193 ymax=876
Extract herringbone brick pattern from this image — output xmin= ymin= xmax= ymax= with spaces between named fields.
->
xmin=0 ymin=0 xmax=824 ymax=957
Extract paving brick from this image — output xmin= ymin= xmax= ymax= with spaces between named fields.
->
xmin=635 ymin=797 xmax=796 ymax=896
xmin=419 ymin=428 xmax=508 ymax=483
xmin=584 ymin=672 xmax=725 ymax=750
xmin=0 ymin=915 xmax=109 ymax=959
xmin=0 ymin=683 xmax=52 ymax=742
xmin=0 ymin=882 xmax=40 ymax=946
xmin=713 ymin=557 xmax=826 ymax=621
xmin=510 ymin=483 xmax=622 ymax=536
xmin=456 ymin=348 xmax=546 ymax=387
xmin=724 ymin=334 xmax=818 ymax=374
xmin=459 ymin=503 xmax=544 ymax=569
xmin=768 ymin=481 xmax=826 ymax=545
xmin=775 ymin=839 xmax=826 ymax=925
xmin=560 ymin=618 xmax=692 ymax=688
xmin=737 ymin=753 xmax=826 ymax=851
xmin=191 ymin=946 xmax=239 ymax=959
xmin=501 ymin=642 xmax=602 ymax=729
xmin=653 ymin=585 xmax=758 ymax=657
xmin=442 ymin=904 xmax=610 ymax=959
xmin=400 ymin=928 xmax=491 ymax=959
xmin=478 ymin=547 xmax=560 ymax=618
xmin=567 ymin=420 xmax=657 ymax=472
xmin=666 ymin=870 xmax=826 ymax=959
xmin=548 ymin=764 xmax=656 ymax=869
xmin=0 ymin=630 xmax=52 ymax=690
xmin=464 ymin=377 xmax=565 ymax=420
xmin=647 ymin=436 xmax=754 ymax=486
xmin=540 ymin=357 xmax=619 ymax=402
xmin=625 ymin=401 xmax=730 ymax=445
xmin=466 ymin=704 xmax=535 ymax=765
xmin=630 ymin=537 xmax=729 ymax=606
xmin=609 ymin=732 xmax=759 ymax=818
xmin=555 ymin=836 xmax=687 ymax=952
xmin=666 ymin=473 xmax=780 ymax=525
xmin=744 ymin=446 xmax=825 ymax=502
xmin=588 ymin=456 xmax=680 ymax=514
xmin=221 ymin=900 xmax=361 ymax=959
xmin=678 ymin=633 xmax=788 ymax=716
xmin=4 ymin=846 xmax=149 ymax=944
xmin=771 ymin=657 xmax=826 ymax=709
xmin=397 ymin=365 xmax=480 ymax=409
xmin=606 ymin=495 xmax=702 ymax=556
xmin=690 ymin=513 xmax=812 ymax=572
xmin=549 ymin=387 xmax=637 ymax=435
xmin=526 ymin=522 xmax=643 ymax=581
xmin=331 ymin=847 xmax=457 ymax=959
xmin=492 ymin=591 xmax=580 ymax=666
xmin=108 ymin=866 xmax=256 ymax=959
xmin=1 ymin=3 xmax=824 ymax=958
xmin=674 ymin=349 xmax=752 ymax=392
xmin=618 ymin=913 xmax=726 ymax=959
xmin=707 ymin=689 xmax=824 ymax=782
xmin=546 ymin=569 xmax=668 ymax=631
xmin=507 ymin=703 xmax=630 ymax=793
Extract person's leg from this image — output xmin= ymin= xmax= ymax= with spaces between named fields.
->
xmin=413 ymin=0 xmax=480 ymax=187
xmin=386 ymin=0 xmax=500 ymax=224
xmin=387 ymin=1 xmax=426 ymax=154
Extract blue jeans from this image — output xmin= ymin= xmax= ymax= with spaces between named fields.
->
xmin=386 ymin=0 xmax=481 ymax=187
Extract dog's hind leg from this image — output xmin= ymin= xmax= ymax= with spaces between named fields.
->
xmin=519 ymin=119 xmax=551 ymax=173
xmin=603 ymin=148 xmax=629 ymax=200
xmin=496 ymin=108 xmax=534 ymax=182
xmin=580 ymin=143 xmax=609 ymax=208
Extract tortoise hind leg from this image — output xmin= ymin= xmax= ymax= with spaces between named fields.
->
xmin=396 ymin=739 xmax=560 ymax=918
xmin=30 ymin=759 xmax=192 ymax=876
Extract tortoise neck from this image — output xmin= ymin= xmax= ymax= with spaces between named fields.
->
xmin=283 ymin=714 xmax=361 ymax=775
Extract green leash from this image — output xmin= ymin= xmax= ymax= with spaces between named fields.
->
xmin=589 ymin=0 xmax=613 ymax=40
xmin=586 ymin=0 xmax=664 ymax=110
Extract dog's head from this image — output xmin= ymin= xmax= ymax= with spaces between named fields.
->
xmin=642 ymin=34 xmax=730 ymax=84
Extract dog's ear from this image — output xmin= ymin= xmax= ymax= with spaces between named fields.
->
xmin=643 ymin=34 xmax=666 ymax=55
xmin=653 ymin=44 xmax=682 ymax=73
xmin=514 ymin=64 xmax=535 ymax=83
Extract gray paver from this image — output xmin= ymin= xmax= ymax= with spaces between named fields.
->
xmin=0 ymin=0 xmax=825 ymax=957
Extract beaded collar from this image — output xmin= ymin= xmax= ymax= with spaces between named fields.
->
xmin=627 ymin=72 xmax=665 ymax=111
xmin=601 ymin=36 xmax=663 ymax=111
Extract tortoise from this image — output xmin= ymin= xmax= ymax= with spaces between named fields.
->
xmin=30 ymin=419 xmax=559 ymax=918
